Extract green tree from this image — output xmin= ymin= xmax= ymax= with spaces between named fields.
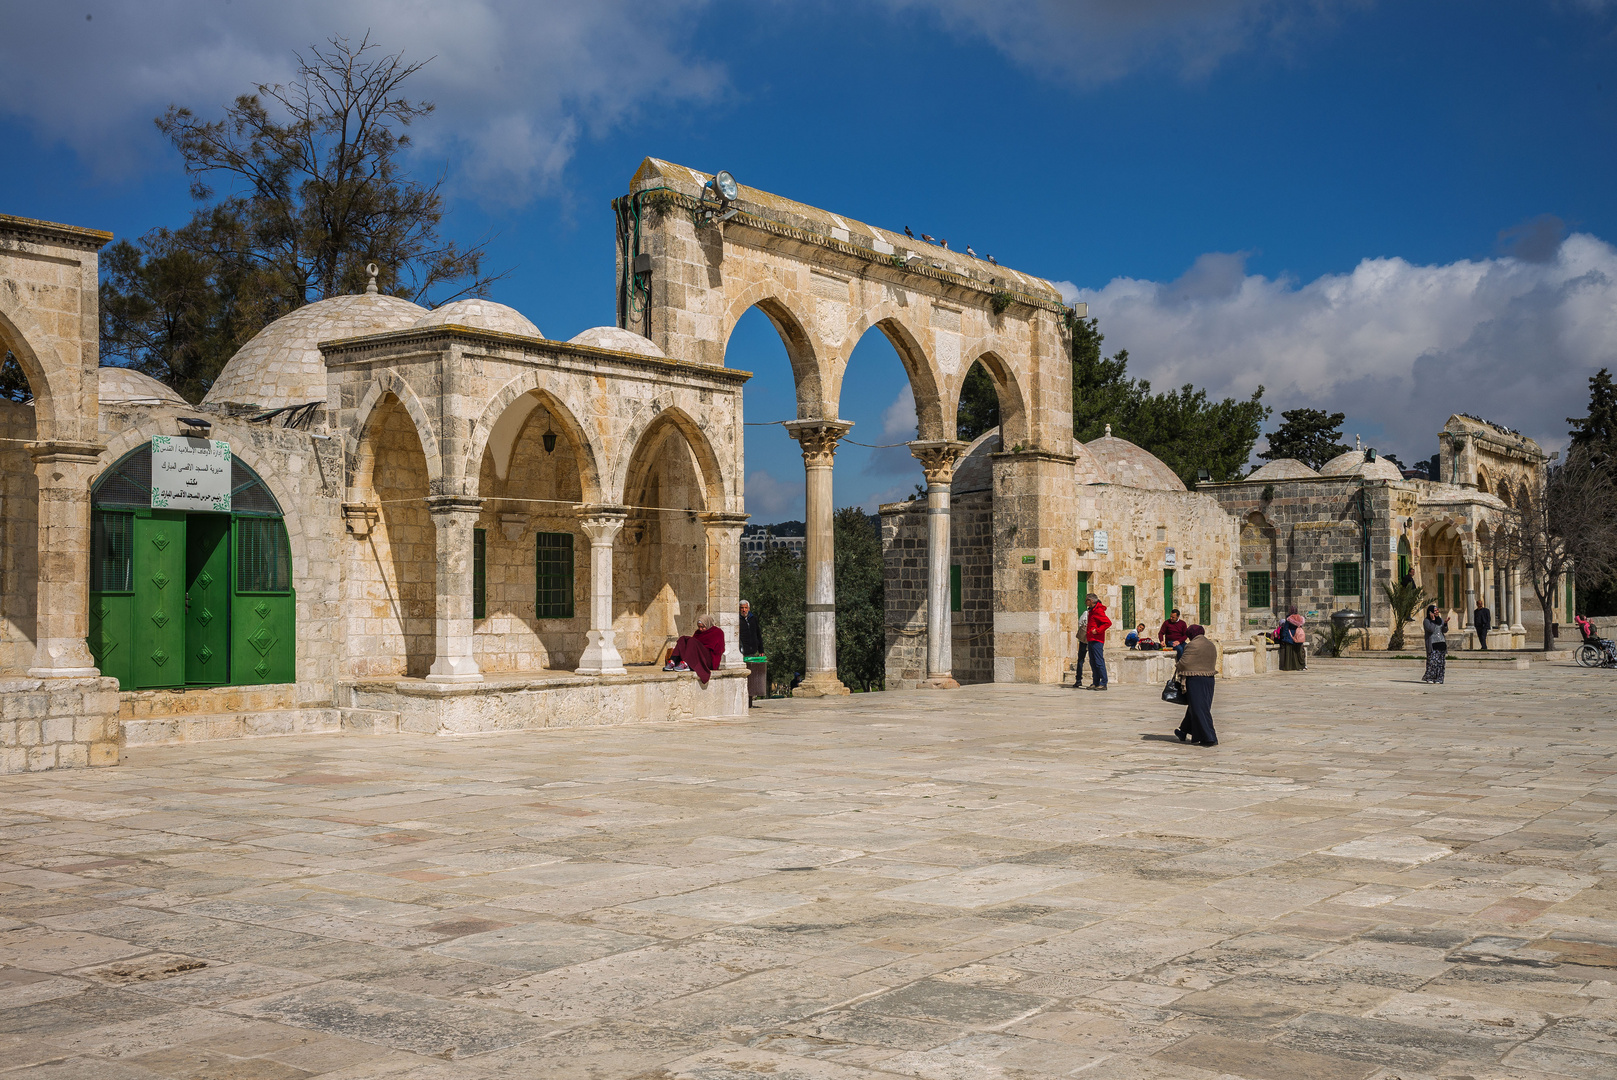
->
xmin=1568 ymin=369 xmax=1617 ymax=616
xmin=0 ymin=352 xmax=30 ymax=403
xmin=102 ymin=34 xmax=498 ymax=400
xmin=1260 ymin=408 xmax=1351 ymax=471
xmin=955 ymin=361 xmax=1000 ymax=442
xmin=1067 ymin=314 xmax=1268 ymax=485
xmin=1382 ymin=579 xmax=1432 ymax=651
xmin=740 ymin=546 xmax=805 ymax=694
xmin=834 ymin=507 xmax=887 ymax=691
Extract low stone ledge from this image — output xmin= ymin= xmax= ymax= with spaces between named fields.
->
xmin=121 ymin=708 xmax=342 ymax=748
xmin=0 ymin=676 xmax=120 ymax=773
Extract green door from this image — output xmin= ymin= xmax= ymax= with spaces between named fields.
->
xmin=185 ymin=514 xmax=231 ymax=686
xmin=133 ymin=512 xmax=186 ymax=689
xmin=89 ymin=511 xmax=135 ymax=689
xmin=1163 ymin=570 xmax=1175 ymax=620
xmin=231 ymin=516 xmax=296 ymax=685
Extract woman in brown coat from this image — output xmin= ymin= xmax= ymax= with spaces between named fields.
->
xmin=1173 ymin=625 xmax=1218 ymax=747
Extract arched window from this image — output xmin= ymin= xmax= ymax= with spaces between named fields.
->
xmin=89 ymin=443 xmax=295 ymax=691
xmin=1397 ymin=535 xmax=1412 ymax=583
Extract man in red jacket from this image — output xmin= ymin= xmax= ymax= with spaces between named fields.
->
xmin=1085 ymin=593 xmax=1111 ymax=691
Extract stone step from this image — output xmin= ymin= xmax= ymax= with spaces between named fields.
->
xmin=339 ymin=707 xmax=401 ymax=734
xmin=121 ymin=708 xmax=340 ymax=747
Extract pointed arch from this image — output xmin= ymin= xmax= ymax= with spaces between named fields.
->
xmin=0 ymin=292 xmax=63 ymax=441
xmin=617 ymin=399 xmax=728 ymax=510
xmin=956 ymin=349 xmax=1030 ymax=449
xmin=345 ymin=374 xmax=442 ymax=493
xmin=467 ymin=373 xmax=604 ymax=505
xmin=722 ymin=287 xmax=828 ymax=417
xmin=835 ymin=307 xmax=947 ymax=441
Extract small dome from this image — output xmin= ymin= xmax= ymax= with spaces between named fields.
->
xmin=99 ymin=367 xmax=187 ymax=407
xmin=952 ymin=429 xmax=999 ymax=492
xmin=1320 ymin=450 xmax=1404 ymax=482
xmin=413 ymin=299 xmax=541 ymax=338
xmin=204 ymin=293 xmax=425 ymax=410
xmin=1247 ymin=458 xmax=1320 ymax=481
xmin=1084 ymin=429 xmax=1185 ymax=490
xmin=568 ymin=326 xmax=667 ymax=358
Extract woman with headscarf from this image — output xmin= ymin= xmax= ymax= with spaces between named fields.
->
xmin=1173 ymin=624 xmax=1218 ymax=747
xmin=1278 ymin=607 xmax=1307 ymax=670
xmin=666 ymin=614 xmax=726 ymax=686
xmin=1421 ymin=604 xmax=1448 ymax=684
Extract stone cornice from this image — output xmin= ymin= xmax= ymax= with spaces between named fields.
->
xmin=0 ymin=214 xmax=113 ymax=251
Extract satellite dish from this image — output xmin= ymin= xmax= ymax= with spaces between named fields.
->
xmin=714 ymin=170 xmax=738 ymax=201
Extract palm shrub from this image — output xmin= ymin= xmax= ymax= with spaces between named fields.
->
xmin=1382 ymin=580 xmax=1432 ymax=651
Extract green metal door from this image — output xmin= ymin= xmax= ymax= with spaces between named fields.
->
xmin=185 ymin=515 xmax=231 ymax=686
xmin=231 ymin=516 xmax=296 ymax=685
xmin=88 ymin=511 xmax=135 ymax=689
xmin=132 ymin=512 xmax=186 ymax=689
xmin=1163 ymin=570 xmax=1175 ymax=620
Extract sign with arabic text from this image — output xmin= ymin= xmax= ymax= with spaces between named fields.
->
xmin=151 ymin=436 xmax=231 ymax=512
xmin=1093 ymin=529 xmax=1109 ymax=554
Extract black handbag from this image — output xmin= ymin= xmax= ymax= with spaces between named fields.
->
xmin=1161 ymin=678 xmax=1185 ymax=705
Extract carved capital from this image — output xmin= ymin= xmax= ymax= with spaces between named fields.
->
xmin=784 ymin=419 xmax=853 ymax=467
xmin=342 ymin=503 xmax=379 ymax=538
xmin=699 ymin=510 xmax=750 ymax=539
xmin=425 ymin=495 xmax=483 ymax=521
xmin=574 ymin=503 xmax=629 ymax=544
xmin=909 ymin=440 xmax=970 ymax=487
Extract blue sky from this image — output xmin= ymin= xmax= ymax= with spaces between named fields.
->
xmin=3 ymin=1 xmax=1614 ymax=522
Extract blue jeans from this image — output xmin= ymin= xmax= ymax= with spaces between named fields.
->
xmin=1087 ymin=641 xmax=1108 ymax=687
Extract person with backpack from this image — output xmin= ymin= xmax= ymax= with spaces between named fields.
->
xmin=1085 ymin=593 xmax=1112 ymax=691
xmin=1277 ymin=607 xmax=1307 ymax=671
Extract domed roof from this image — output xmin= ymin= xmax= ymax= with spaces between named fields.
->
xmin=413 ymin=299 xmax=541 ymax=338
xmin=98 ymin=367 xmax=187 ymax=407
xmin=1320 ymin=450 xmax=1404 ymax=482
xmin=1084 ymin=428 xmax=1185 ymax=490
xmin=1247 ymin=458 xmax=1320 ymax=482
xmin=568 ymin=326 xmax=667 ymax=358
xmin=952 ymin=429 xmax=1000 ymax=491
xmin=203 ymin=293 xmax=426 ymax=410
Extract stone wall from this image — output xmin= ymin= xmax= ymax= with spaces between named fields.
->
xmin=952 ymin=491 xmax=996 ymax=684
xmin=0 ymin=675 xmax=118 ymax=770
xmin=0 ymin=400 xmax=37 ymax=676
xmin=880 ymin=500 xmax=928 ymax=689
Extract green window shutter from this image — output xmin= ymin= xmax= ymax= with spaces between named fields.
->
xmin=536 ymin=532 xmax=575 ymax=619
xmin=231 ymin=516 xmax=295 ymax=685
xmin=89 ymin=510 xmax=136 ymax=688
xmin=1198 ymin=582 xmax=1212 ymax=626
xmin=1247 ymin=571 xmax=1270 ymax=608
xmin=1437 ymin=572 xmax=1446 ymax=609
xmin=1163 ymin=570 xmax=1175 ymax=619
xmin=950 ymin=564 xmax=962 ymax=612
xmin=1332 ymin=562 xmax=1361 ymax=597
xmin=133 ymin=512 xmax=187 ymax=690
xmin=1075 ymin=571 xmax=1090 ymax=609
xmin=1121 ymin=585 xmax=1135 ymax=631
xmin=473 ymin=528 xmax=487 ymax=620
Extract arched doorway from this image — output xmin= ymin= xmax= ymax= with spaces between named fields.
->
xmin=1397 ymin=535 xmax=1412 ymax=583
xmin=89 ymin=444 xmax=294 ymax=689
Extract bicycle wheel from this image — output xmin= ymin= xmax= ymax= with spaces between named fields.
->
xmin=1576 ymin=643 xmax=1601 ymax=668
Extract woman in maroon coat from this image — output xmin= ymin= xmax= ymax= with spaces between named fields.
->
xmin=667 ymin=615 xmax=725 ymax=685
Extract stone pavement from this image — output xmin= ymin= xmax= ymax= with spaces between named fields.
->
xmin=2 ymin=660 xmax=1615 ymax=1079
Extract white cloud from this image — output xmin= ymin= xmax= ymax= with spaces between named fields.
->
xmin=0 ymin=1 xmax=723 ymax=198
xmin=1071 ymin=233 xmax=1617 ymax=459
xmin=863 ymin=384 xmax=921 ymax=479
xmin=884 ymin=0 xmax=1365 ymax=85
xmin=743 ymin=469 xmax=803 ymax=520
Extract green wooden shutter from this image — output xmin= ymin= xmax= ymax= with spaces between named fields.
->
xmin=1121 ymin=585 xmax=1135 ymax=631
xmin=1198 ymin=582 xmax=1212 ymax=626
xmin=950 ymin=564 xmax=962 ymax=612
xmin=89 ymin=510 xmax=136 ymax=689
xmin=231 ymin=516 xmax=296 ymax=685
xmin=1163 ymin=570 xmax=1175 ymax=620
xmin=133 ymin=512 xmax=187 ymax=689
xmin=473 ymin=528 xmax=487 ymax=620
xmin=1247 ymin=571 xmax=1270 ymax=609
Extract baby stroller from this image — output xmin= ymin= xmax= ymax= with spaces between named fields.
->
xmin=1574 ymin=617 xmax=1617 ymax=668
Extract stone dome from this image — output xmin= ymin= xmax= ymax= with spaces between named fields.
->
xmin=413 ymin=298 xmax=541 ymax=338
xmin=1084 ymin=428 xmax=1186 ymax=490
xmin=952 ymin=429 xmax=1000 ymax=492
xmin=1319 ymin=450 xmax=1404 ymax=482
xmin=203 ymin=293 xmax=426 ymax=410
xmin=98 ymin=367 xmax=187 ymax=407
xmin=568 ymin=326 xmax=667 ymax=358
xmin=1247 ymin=458 xmax=1321 ymax=482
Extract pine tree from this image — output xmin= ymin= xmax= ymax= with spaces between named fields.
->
xmin=1259 ymin=408 xmax=1352 ymax=471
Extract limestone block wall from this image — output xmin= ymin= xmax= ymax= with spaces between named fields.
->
xmin=0 ymin=399 xmax=37 ymax=675
xmin=990 ymin=452 xmax=1077 ymax=683
xmin=952 ymin=493 xmax=995 ymax=684
xmin=880 ymin=500 xmax=928 ymax=689
xmin=0 ymin=675 xmax=119 ymax=771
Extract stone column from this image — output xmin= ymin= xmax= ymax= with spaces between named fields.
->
xmin=574 ymin=505 xmax=628 ymax=676
xmin=910 ymin=440 xmax=969 ymax=690
xmin=701 ymin=511 xmax=749 ymax=668
xmin=28 ymin=442 xmax=105 ymax=678
xmin=1464 ymin=561 xmax=1477 ymax=647
xmin=784 ymin=419 xmax=853 ymax=697
xmin=1510 ymin=565 xmax=1524 ymax=634
xmin=426 ymin=496 xmax=483 ymax=683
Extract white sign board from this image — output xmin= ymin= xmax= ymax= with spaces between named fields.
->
xmin=151 ymin=436 xmax=231 ymax=512
xmin=1165 ymin=547 xmax=1177 ymax=567
xmin=1093 ymin=529 xmax=1108 ymax=554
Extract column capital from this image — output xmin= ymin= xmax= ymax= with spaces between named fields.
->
xmin=698 ymin=511 xmax=750 ymax=531
xmin=784 ymin=419 xmax=853 ymax=467
xmin=909 ymin=440 xmax=971 ymax=487
xmin=574 ymin=503 xmax=629 ymax=541
xmin=425 ymin=494 xmax=483 ymax=518
xmin=28 ymin=440 xmax=105 ymax=467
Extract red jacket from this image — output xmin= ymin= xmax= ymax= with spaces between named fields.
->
xmin=1086 ymin=603 xmax=1111 ymax=642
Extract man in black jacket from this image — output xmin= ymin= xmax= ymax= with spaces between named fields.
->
xmin=739 ymin=600 xmax=764 ymax=656
xmin=1474 ymin=599 xmax=1492 ymax=650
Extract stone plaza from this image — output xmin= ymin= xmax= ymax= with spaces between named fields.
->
xmin=1 ymin=659 xmax=1613 ymax=1079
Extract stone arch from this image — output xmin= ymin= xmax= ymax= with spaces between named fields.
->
xmin=1517 ymin=480 xmax=1532 ymax=512
xmin=616 ymin=398 xmax=727 ymax=509
xmin=956 ymin=349 xmax=1030 ymax=448
xmin=1475 ymin=466 xmax=1492 ymax=495
xmin=345 ymin=374 xmax=442 ymax=493
xmin=721 ymin=287 xmax=828 ymax=417
xmin=467 ymin=373 xmax=605 ymax=506
xmin=1497 ymin=484 xmax=1513 ymax=509
xmin=835 ymin=307 xmax=947 ymax=441
xmin=0 ymin=292 xmax=64 ymax=441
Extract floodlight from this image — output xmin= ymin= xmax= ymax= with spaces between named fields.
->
xmin=714 ymin=170 xmax=738 ymax=201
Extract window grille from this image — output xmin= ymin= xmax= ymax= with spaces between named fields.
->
xmin=1121 ymin=585 xmax=1135 ymax=631
xmin=1247 ymin=571 xmax=1270 ymax=608
xmin=237 ymin=517 xmax=291 ymax=593
xmin=91 ymin=511 xmax=134 ymax=592
xmin=1332 ymin=562 xmax=1361 ymax=597
xmin=1199 ymin=582 xmax=1212 ymax=626
xmin=473 ymin=529 xmax=487 ymax=620
xmin=535 ymin=532 xmax=575 ymax=619
xmin=950 ymin=564 xmax=962 ymax=612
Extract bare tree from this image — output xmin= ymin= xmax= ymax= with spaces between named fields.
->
xmin=1496 ymin=450 xmax=1617 ymax=650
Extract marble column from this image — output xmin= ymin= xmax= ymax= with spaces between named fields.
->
xmin=1464 ymin=561 xmax=1477 ymax=648
xmin=426 ymin=496 xmax=484 ymax=683
xmin=1510 ymin=565 xmax=1524 ymax=634
xmin=910 ymin=439 xmax=969 ymax=690
xmin=574 ymin=505 xmax=628 ymax=676
xmin=701 ymin=511 xmax=749 ymax=669
xmin=28 ymin=442 xmax=105 ymax=678
xmin=783 ymin=419 xmax=852 ymax=697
